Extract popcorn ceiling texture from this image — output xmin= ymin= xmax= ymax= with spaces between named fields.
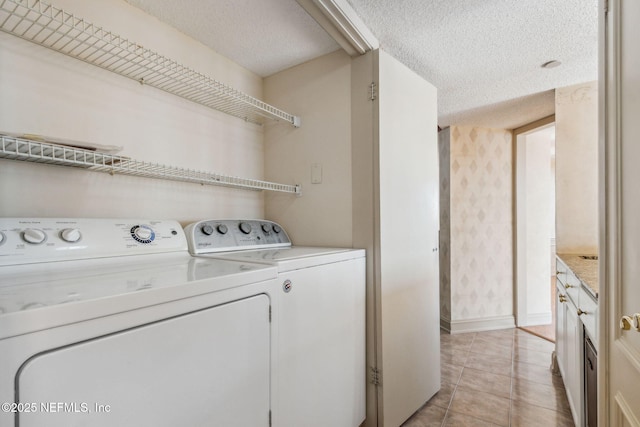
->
xmin=348 ymin=0 xmax=598 ymax=128
xmin=125 ymin=0 xmax=597 ymax=129
xmin=124 ymin=0 xmax=340 ymax=77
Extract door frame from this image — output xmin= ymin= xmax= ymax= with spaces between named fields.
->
xmin=512 ymin=115 xmax=556 ymax=327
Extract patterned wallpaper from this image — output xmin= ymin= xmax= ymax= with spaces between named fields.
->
xmin=440 ymin=126 xmax=514 ymax=328
xmin=438 ymin=128 xmax=452 ymax=323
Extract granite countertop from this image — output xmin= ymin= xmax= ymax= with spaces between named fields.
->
xmin=557 ymin=253 xmax=599 ymax=298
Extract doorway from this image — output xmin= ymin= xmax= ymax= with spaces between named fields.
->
xmin=514 ymin=117 xmax=556 ymax=341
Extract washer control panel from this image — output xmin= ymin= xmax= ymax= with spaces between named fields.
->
xmin=185 ymin=219 xmax=291 ymax=254
xmin=0 ymin=218 xmax=187 ymax=266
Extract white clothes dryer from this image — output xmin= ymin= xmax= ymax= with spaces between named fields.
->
xmin=0 ymin=218 xmax=279 ymax=427
xmin=184 ymin=219 xmax=366 ymax=427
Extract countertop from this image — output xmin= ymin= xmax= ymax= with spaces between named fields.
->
xmin=557 ymin=253 xmax=599 ymax=298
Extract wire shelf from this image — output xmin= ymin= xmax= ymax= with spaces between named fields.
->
xmin=0 ymin=135 xmax=301 ymax=194
xmin=0 ymin=0 xmax=301 ymax=127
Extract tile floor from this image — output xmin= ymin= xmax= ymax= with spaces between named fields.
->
xmin=402 ymin=328 xmax=575 ymax=427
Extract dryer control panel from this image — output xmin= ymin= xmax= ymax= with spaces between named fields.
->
xmin=185 ymin=219 xmax=291 ymax=254
xmin=0 ymin=218 xmax=187 ymax=266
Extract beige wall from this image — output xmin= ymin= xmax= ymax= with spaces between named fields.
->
xmin=555 ymin=81 xmax=599 ymax=254
xmin=442 ymin=126 xmax=514 ymax=332
xmin=263 ymin=50 xmax=353 ymax=247
xmin=0 ymin=0 xmax=266 ymax=223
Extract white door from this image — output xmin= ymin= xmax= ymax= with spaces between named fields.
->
xmin=17 ymin=295 xmax=271 ymax=427
xmin=602 ymin=0 xmax=640 ymax=424
xmin=351 ymin=49 xmax=441 ymax=427
xmin=376 ymin=50 xmax=441 ymax=427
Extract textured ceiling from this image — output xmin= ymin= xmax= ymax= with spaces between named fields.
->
xmin=124 ymin=0 xmax=599 ymax=129
xmin=347 ymin=0 xmax=599 ymax=128
xmin=123 ymin=0 xmax=340 ymax=77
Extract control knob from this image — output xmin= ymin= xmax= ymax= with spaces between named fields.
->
xmin=131 ymin=225 xmax=155 ymax=244
xmin=261 ymin=223 xmax=272 ymax=233
xmin=22 ymin=228 xmax=47 ymax=244
xmin=202 ymin=224 xmax=215 ymax=236
xmin=0 ymin=231 xmax=5 ymax=245
xmin=239 ymin=222 xmax=252 ymax=234
xmin=273 ymin=224 xmax=282 ymax=234
xmin=60 ymin=228 xmax=82 ymax=243
xmin=217 ymin=224 xmax=228 ymax=234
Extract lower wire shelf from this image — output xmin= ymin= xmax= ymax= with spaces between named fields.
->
xmin=0 ymin=135 xmax=301 ymax=194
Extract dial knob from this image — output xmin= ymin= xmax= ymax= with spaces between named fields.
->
xmin=22 ymin=228 xmax=46 ymax=244
xmin=131 ymin=225 xmax=155 ymax=243
xmin=60 ymin=228 xmax=81 ymax=243
xmin=0 ymin=231 xmax=5 ymax=245
xmin=273 ymin=224 xmax=282 ymax=234
xmin=239 ymin=222 xmax=252 ymax=234
xmin=217 ymin=224 xmax=228 ymax=234
xmin=202 ymin=224 xmax=215 ymax=236
xmin=261 ymin=223 xmax=272 ymax=233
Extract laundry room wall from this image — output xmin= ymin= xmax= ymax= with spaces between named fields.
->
xmin=0 ymin=0 xmax=269 ymax=223
xmin=263 ymin=50 xmax=353 ymax=247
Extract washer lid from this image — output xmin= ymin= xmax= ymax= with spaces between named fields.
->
xmin=207 ymin=246 xmax=366 ymax=272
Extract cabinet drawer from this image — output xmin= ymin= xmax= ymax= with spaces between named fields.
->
xmin=579 ymin=286 xmax=598 ymax=340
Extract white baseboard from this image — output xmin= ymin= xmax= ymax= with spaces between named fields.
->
xmin=445 ymin=315 xmax=516 ymax=334
xmin=519 ymin=312 xmax=552 ymax=327
xmin=440 ymin=317 xmax=451 ymax=333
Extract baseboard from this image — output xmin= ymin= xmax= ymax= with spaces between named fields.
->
xmin=520 ymin=312 xmax=552 ymax=327
xmin=447 ymin=315 xmax=516 ymax=334
xmin=440 ymin=317 xmax=451 ymax=333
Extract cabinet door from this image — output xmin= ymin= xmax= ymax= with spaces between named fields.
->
xmin=564 ymin=300 xmax=583 ymax=427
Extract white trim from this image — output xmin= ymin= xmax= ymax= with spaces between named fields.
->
xmin=295 ymin=0 xmax=379 ymax=56
xmin=520 ymin=312 xmax=552 ymax=327
xmin=614 ymin=392 xmax=640 ymax=427
xmin=447 ymin=315 xmax=516 ymax=334
xmin=440 ymin=317 xmax=451 ymax=333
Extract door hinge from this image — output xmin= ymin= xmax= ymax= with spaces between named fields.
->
xmin=370 ymin=366 xmax=381 ymax=385
xmin=369 ymin=82 xmax=377 ymax=101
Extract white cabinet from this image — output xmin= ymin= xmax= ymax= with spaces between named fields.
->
xmin=564 ymin=294 xmax=583 ymax=426
xmin=555 ymin=257 xmax=599 ymax=427
xmin=555 ymin=282 xmax=567 ymax=377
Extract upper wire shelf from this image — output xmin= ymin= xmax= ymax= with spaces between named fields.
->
xmin=0 ymin=0 xmax=301 ymax=127
xmin=0 ymin=135 xmax=301 ymax=194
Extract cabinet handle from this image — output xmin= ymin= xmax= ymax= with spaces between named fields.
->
xmin=577 ymin=309 xmax=588 ymax=316
xmin=564 ymin=283 xmax=574 ymax=289
xmin=620 ymin=314 xmax=640 ymax=331
xmin=558 ymin=294 xmax=567 ymax=303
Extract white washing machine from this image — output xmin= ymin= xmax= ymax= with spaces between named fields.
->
xmin=184 ymin=219 xmax=366 ymax=427
xmin=0 ymin=218 xmax=279 ymax=427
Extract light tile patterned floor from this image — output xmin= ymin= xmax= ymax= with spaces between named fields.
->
xmin=402 ymin=328 xmax=575 ymax=427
